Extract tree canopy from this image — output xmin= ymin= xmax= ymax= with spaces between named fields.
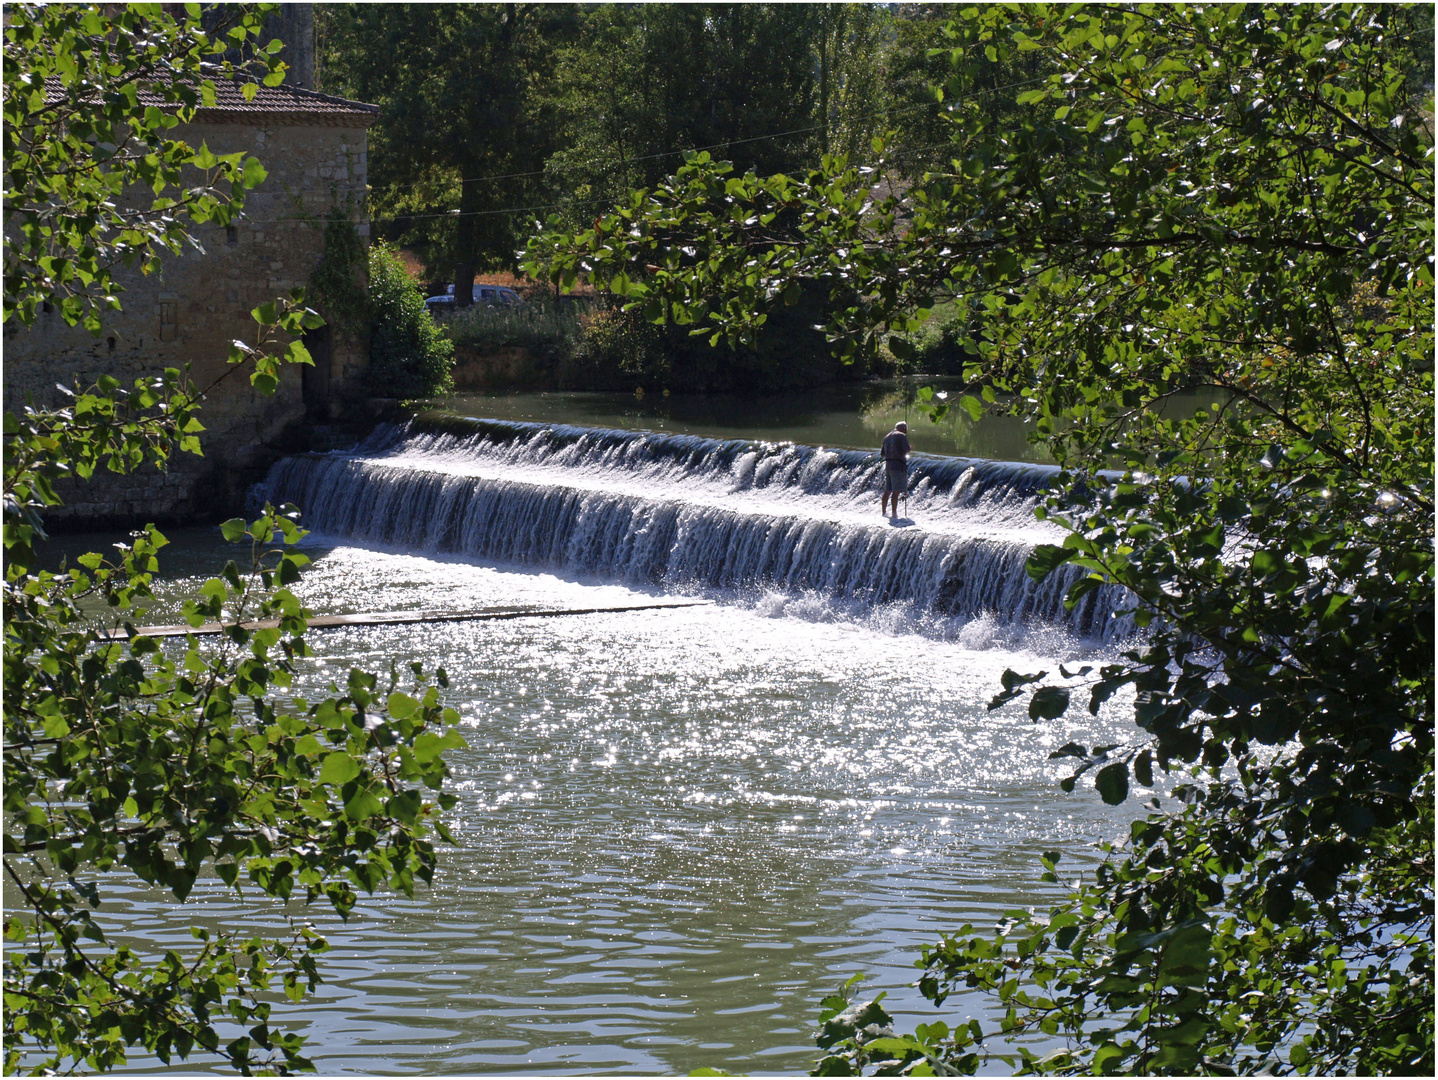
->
xmin=316 ymin=3 xmax=899 ymax=299
xmin=527 ymin=4 xmax=1434 ymax=1073
xmin=316 ymin=3 xmax=581 ymax=303
xmin=3 ymin=5 xmax=462 ymax=1073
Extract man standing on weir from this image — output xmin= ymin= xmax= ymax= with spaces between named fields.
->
xmin=880 ymin=420 xmax=911 ymax=518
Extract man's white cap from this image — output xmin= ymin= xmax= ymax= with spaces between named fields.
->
xmin=895 ymin=421 xmax=907 ymax=431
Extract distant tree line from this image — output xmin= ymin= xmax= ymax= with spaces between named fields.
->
xmin=314 ymin=4 xmax=995 ymax=304
xmin=317 ymin=2 xmax=1433 ymax=386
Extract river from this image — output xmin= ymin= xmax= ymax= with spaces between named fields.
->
xmin=32 ymin=392 xmax=1151 ymax=1075
xmin=436 ymin=378 xmax=1053 ymax=464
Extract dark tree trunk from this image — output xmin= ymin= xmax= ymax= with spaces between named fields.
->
xmin=453 ymin=175 xmax=482 ymax=307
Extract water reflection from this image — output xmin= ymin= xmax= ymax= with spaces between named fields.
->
xmin=440 ymin=378 xmax=1049 ymax=464
xmin=436 ymin=380 xmax=1221 ymax=471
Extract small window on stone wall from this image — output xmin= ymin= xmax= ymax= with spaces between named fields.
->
xmin=159 ymin=301 xmax=178 ymax=341
xmin=226 ymin=225 xmax=238 ymax=245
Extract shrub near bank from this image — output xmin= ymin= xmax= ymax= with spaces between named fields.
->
xmin=441 ymin=299 xmax=865 ymax=393
xmin=368 ymin=242 xmax=453 ymax=399
xmin=444 ymin=301 xmax=586 ymax=358
xmin=444 ymin=301 xmax=674 ymax=392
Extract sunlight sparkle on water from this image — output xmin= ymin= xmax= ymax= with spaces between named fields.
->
xmin=64 ymin=514 xmax=1143 ymax=1076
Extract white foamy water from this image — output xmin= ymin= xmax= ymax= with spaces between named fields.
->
xmin=253 ymin=418 xmax=1136 ymax=645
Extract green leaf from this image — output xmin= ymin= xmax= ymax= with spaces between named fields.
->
xmin=1092 ymin=1043 xmax=1127 ymax=1073
xmin=319 ymin=752 xmax=362 ymax=786
xmin=277 ymin=555 xmax=303 ymax=585
xmin=387 ymin=789 xmax=423 ymax=825
xmin=1026 ymin=544 xmax=1076 ymax=582
xmin=1133 ymin=749 xmax=1153 ymax=788
xmin=413 ymin=729 xmax=464 ymax=764
xmin=42 ymin=715 xmax=72 ymax=739
xmin=1336 ymin=802 xmax=1376 ymax=838
xmin=1095 ymin=762 xmax=1129 ymax=805
xmin=1158 ymin=923 xmax=1212 ymax=984
xmin=1029 ymin=686 xmax=1070 ymax=720
xmin=343 ymin=781 xmax=384 ymax=821
xmin=387 ymin=691 xmax=418 ymax=720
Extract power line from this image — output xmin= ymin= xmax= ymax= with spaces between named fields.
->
xmin=228 ymin=138 xmax=984 ymax=228
xmin=364 ymin=72 xmax=1050 ymax=195
xmin=227 ymin=74 xmax=1052 ymax=226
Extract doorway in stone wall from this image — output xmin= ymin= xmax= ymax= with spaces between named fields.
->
xmin=302 ymin=326 xmax=331 ymax=419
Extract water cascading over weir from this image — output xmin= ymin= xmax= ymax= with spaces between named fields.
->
xmin=253 ymin=415 xmax=1134 ymax=643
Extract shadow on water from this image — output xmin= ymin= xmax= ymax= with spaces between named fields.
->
xmin=34 ymin=526 xmax=344 ymax=623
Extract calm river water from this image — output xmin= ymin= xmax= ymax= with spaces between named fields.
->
xmin=33 ymin=391 xmax=1150 ymax=1076
xmin=438 ymin=378 xmax=1052 ymax=464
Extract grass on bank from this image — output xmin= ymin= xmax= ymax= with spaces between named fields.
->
xmin=438 ymin=300 xmax=590 ymax=355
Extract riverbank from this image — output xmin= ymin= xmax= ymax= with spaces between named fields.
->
xmin=436 ymin=289 xmax=894 ymax=395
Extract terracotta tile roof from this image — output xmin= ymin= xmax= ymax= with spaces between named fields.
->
xmin=188 ymin=77 xmax=379 ymax=125
xmin=44 ymin=72 xmax=379 ymax=127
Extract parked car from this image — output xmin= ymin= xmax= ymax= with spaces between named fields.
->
xmin=424 ymin=284 xmax=526 ymax=313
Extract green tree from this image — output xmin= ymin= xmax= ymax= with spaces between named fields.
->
xmin=544 ymin=4 xmax=894 ymax=233
xmin=317 ymin=3 xmax=579 ymax=304
xmin=813 ymin=5 xmax=895 ymax=164
xmin=366 ymin=241 xmax=454 ymax=399
xmin=318 ymin=3 xmax=897 ymax=296
xmin=528 ymin=4 xmax=1434 ymax=1073
xmin=883 ymin=3 xmax=1064 ymax=179
xmin=4 ymin=5 xmax=462 ymax=1073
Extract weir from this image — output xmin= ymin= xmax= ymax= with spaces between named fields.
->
xmin=254 ymin=416 xmax=1133 ymax=642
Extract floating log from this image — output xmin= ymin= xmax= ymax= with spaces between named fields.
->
xmin=101 ymin=600 xmax=712 ymax=640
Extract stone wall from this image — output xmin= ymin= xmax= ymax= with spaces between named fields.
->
xmin=3 ymin=115 xmax=373 ymax=529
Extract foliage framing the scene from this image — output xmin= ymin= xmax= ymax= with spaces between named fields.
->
xmin=3 ymin=4 xmax=462 ymax=1074
xmin=5 ymin=3 xmax=273 ymax=332
xmin=528 ymin=3 xmax=1434 ymax=1074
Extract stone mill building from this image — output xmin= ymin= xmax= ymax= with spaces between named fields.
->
xmin=3 ymin=8 xmax=379 ymax=527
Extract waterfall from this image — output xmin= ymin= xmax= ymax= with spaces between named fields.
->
xmin=254 ymin=416 xmax=1135 ymax=644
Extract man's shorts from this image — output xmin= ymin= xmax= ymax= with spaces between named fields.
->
xmin=883 ymin=464 xmax=908 ymax=493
